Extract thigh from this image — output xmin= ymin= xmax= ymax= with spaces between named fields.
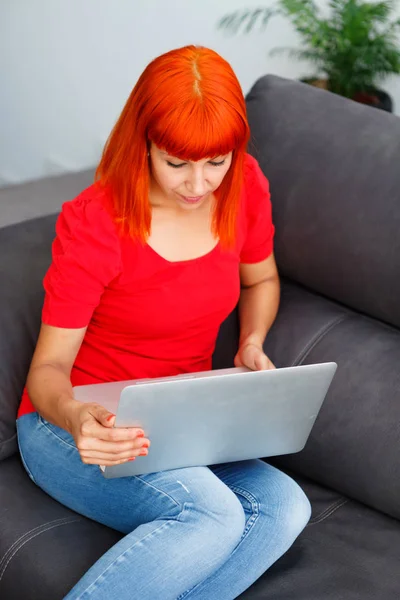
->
xmin=17 ymin=413 xmax=239 ymax=534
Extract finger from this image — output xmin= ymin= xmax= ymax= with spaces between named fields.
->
xmin=87 ymin=404 xmax=116 ymax=428
xmin=254 ymin=353 xmax=270 ymax=371
xmin=87 ymin=405 xmax=146 ymax=439
xmin=261 ymin=357 xmax=275 ymax=370
xmin=97 ymin=426 xmax=147 ymax=443
xmin=81 ymin=456 xmax=139 ymax=467
xmin=81 ymin=419 xmax=146 ymax=442
xmin=80 ymin=447 xmax=149 ymax=462
xmin=78 ymin=437 xmax=150 ymax=454
xmin=233 ymin=353 xmax=243 ymax=368
xmin=242 ymin=347 xmax=259 ymax=371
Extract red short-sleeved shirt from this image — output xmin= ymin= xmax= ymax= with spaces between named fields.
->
xmin=18 ymin=154 xmax=274 ymax=417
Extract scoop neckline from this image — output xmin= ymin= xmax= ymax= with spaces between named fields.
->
xmin=145 ymin=241 xmax=220 ymax=265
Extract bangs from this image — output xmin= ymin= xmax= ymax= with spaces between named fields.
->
xmin=147 ymin=98 xmax=248 ymax=161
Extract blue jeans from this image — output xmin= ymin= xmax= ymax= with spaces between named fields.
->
xmin=17 ymin=413 xmax=311 ymax=600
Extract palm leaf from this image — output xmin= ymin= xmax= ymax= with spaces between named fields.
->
xmin=270 ymin=46 xmax=324 ymax=62
xmin=217 ymin=0 xmax=400 ymax=96
xmin=217 ymin=8 xmax=277 ymax=34
xmin=361 ymin=0 xmax=396 ymax=23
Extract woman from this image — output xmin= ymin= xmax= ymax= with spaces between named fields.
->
xmin=17 ymin=45 xmax=311 ymax=599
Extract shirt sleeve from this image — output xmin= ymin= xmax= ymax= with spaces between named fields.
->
xmin=240 ymin=155 xmax=275 ymax=264
xmin=42 ymin=193 xmax=122 ymax=328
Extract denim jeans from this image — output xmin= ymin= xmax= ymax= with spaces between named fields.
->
xmin=17 ymin=412 xmax=311 ymax=600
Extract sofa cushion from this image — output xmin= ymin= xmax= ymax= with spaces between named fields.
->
xmin=265 ymin=281 xmax=400 ymax=521
xmin=246 ymin=75 xmax=400 ymax=329
xmin=0 ymin=216 xmax=56 ymax=459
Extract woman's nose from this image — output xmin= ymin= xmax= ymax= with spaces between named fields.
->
xmin=186 ymin=169 xmax=208 ymax=196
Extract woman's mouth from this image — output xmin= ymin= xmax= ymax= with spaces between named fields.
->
xmin=179 ymin=194 xmax=206 ymax=205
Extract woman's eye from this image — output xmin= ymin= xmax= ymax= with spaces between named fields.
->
xmin=167 ymin=161 xmax=185 ymax=169
xmin=166 ymin=159 xmax=226 ymax=168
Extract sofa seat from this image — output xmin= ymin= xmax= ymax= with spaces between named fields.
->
xmin=2 ymin=453 xmax=399 ymax=600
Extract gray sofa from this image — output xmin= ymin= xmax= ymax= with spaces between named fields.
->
xmin=1 ymin=75 xmax=400 ymax=599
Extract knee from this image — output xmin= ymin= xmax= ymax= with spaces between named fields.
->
xmin=270 ymin=473 xmax=312 ymax=539
xmin=205 ymin=484 xmax=246 ymax=546
xmin=287 ymin=482 xmax=312 ymax=538
xmin=184 ymin=475 xmax=245 ymax=550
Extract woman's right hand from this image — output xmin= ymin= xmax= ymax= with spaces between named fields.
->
xmin=26 ymin=324 xmax=150 ymax=466
xmin=68 ymin=401 xmax=150 ymax=466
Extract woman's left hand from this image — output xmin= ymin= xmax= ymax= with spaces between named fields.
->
xmin=234 ymin=343 xmax=275 ymax=371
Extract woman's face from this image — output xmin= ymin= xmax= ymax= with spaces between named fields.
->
xmin=149 ymin=142 xmax=233 ymax=210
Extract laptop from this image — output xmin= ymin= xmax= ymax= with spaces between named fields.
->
xmin=73 ymin=363 xmax=337 ymax=478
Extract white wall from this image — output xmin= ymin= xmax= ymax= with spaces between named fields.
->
xmin=1 ymin=0 xmax=399 ymax=186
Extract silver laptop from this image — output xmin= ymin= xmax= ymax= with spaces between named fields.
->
xmin=73 ymin=363 xmax=337 ymax=478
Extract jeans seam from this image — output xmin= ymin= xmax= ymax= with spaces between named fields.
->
xmin=38 ymin=416 xmax=78 ymax=451
xmin=0 ymin=517 xmax=82 ymax=582
xmin=76 ymin=503 xmax=190 ymax=599
xmin=229 ymin=485 xmax=260 ymax=537
xmin=134 ymin=475 xmax=181 ymax=510
xmin=18 ymin=443 xmax=36 ymax=483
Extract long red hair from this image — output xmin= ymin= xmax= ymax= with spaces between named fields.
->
xmin=95 ymin=45 xmax=250 ymax=247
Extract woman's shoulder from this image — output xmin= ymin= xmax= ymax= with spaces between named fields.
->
xmin=243 ymin=152 xmax=259 ymax=172
xmin=58 ymin=183 xmax=119 ymax=241
xmin=243 ymin=153 xmax=269 ymax=189
xmin=61 ymin=183 xmax=112 ymax=218
xmin=238 ymin=155 xmax=274 ymax=262
xmin=241 ymin=153 xmax=271 ymax=214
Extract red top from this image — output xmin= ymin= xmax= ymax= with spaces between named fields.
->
xmin=18 ymin=154 xmax=274 ymax=417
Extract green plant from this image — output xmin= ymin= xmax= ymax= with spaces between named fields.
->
xmin=218 ymin=0 xmax=400 ymax=99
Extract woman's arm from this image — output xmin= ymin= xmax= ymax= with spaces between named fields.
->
xmin=26 ymin=324 xmax=149 ymax=465
xmin=27 ymin=324 xmax=87 ymax=431
xmin=234 ymin=253 xmax=280 ymax=371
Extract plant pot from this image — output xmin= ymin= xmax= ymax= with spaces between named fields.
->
xmin=301 ymin=78 xmax=393 ymax=113
xmin=301 ymin=78 xmax=329 ymax=91
xmin=352 ymin=89 xmax=393 ymax=112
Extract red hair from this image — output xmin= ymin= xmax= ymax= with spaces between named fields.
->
xmin=95 ymin=45 xmax=250 ymax=247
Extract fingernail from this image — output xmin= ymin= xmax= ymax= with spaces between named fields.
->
xmin=106 ymin=414 xmax=115 ymax=422
xmin=136 ymin=431 xmax=144 ymax=438
xmin=128 ymin=457 xmax=136 ymax=461
xmin=139 ymin=449 xmax=148 ymax=456
xmin=141 ymin=442 xmax=150 ymax=448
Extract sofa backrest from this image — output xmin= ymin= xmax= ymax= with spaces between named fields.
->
xmin=246 ymin=76 xmax=400 ymax=521
xmin=0 ymin=216 xmax=56 ymax=459
xmin=0 ymin=169 xmax=94 ymax=228
xmin=0 ymin=169 xmax=94 ymax=460
xmin=246 ymin=76 xmax=400 ymax=329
